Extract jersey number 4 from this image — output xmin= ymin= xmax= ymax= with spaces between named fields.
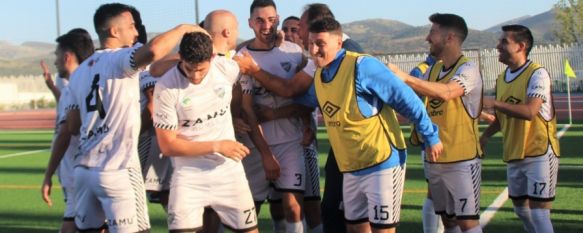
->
xmin=85 ymin=74 xmax=107 ymax=119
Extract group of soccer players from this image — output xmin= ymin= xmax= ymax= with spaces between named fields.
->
xmin=40 ymin=1 xmax=560 ymax=233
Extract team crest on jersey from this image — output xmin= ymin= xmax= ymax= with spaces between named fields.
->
xmin=280 ymin=62 xmax=292 ymax=72
xmin=214 ymin=86 xmax=226 ymax=98
xmin=182 ymin=97 xmax=192 ymax=106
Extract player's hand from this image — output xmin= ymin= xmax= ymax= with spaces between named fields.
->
xmin=262 ymin=154 xmax=281 ymax=181
xmin=301 ymin=126 xmax=315 ymax=146
xmin=233 ymin=52 xmax=261 ymax=75
xmin=255 ymin=104 xmax=276 ymax=123
xmin=41 ymin=177 xmax=53 ymax=207
xmin=214 ymin=140 xmax=250 ymax=162
xmin=233 ymin=117 xmax=251 ymax=136
xmin=425 ymin=142 xmax=443 ymax=162
xmin=40 ymin=60 xmax=54 ymax=83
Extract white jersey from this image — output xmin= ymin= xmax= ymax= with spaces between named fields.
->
xmin=238 ymin=41 xmax=304 ymax=145
xmin=153 ymin=57 xmax=240 ymax=170
xmin=423 ymin=61 xmax=483 ymax=118
xmin=66 ymin=44 xmax=143 ymax=170
xmin=504 ymin=60 xmax=553 ymax=120
xmin=139 ymin=70 xmax=157 ymax=111
xmin=54 ymin=86 xmax=80 ymax=187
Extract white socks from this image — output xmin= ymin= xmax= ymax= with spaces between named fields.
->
xmin=285 ymin=220 xmax=304 ymax=233
xmin=531 ymin=208 xmax=554 ymax=233
xmin=514 ymin=206 xmax=535 ymax=233
xmin=423 ymin=198 xmax=444 ymax=233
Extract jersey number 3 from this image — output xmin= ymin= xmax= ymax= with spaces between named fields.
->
xmin=86 ymin=74 xmax=107 ymax=119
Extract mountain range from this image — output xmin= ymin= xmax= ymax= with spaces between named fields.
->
xmin=0 ymin=9 xmax=557 ymax=76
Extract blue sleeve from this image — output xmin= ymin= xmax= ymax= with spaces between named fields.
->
xmin=293 ymin=83 xmax=318 ymax=109
xmin=355 ymin=57 xmax=440 ymax=146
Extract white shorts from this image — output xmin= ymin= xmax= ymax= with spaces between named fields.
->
xmin=168 ymin=163 xmax=257 ymax=231
xmin=242 ymin=140 xmax=305 ymax=202
xmin=425 ymin=158 xmax=481 ymax=219
xmin=62 ymin=185 xmax=75 ymax=221
xmin=303 ymin=144 xmax=321 ymax=200
xmin=507 ymin=149 xmax=559 ymax=202
xmin=74 ymin=166 xmax=151 ymax=233
xmin=343 ymin=164 xmax=406 ymax=229
xmin=138 ymin=132 xmax=172 ymax=192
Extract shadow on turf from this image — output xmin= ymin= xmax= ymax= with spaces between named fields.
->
xmin=0 ymin=167 xmax=45 ymax=175
xmin=0 ymin=212 xmax=59 ymax=233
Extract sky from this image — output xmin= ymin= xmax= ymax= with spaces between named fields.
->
xmin=0 ymin=0 xmax=558 ymax=45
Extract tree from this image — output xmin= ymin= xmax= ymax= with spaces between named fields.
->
xmin=553 ymin=0 xmax=583 ymax=43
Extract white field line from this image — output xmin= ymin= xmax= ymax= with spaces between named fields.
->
xmin=479 ymin=123 xmax=571 ymax=228
xmin=0 ymin=149 xmax=48 ymax=159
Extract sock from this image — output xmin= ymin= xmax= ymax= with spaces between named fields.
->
xmin=423 ymin=198 xmax=442 ymax=233
xmin=285 ymin=221 xmax=304 ymax=233
xmin=444 ymin=226 xmax=462 ymax=233
xmin=273 ymin=219 xmax=286 ymax=233
xmin=310 ymin=224 xmax=323 ymax=233
xmin=462 ymin=225 xmax=482 ymax=233
xmin=531 ymin=208 xmax=554 ymax=233
xmin=514 ymin=206 xmax=535 ymax=233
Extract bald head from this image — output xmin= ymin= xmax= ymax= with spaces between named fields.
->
xmin=204 ymin=10 xmax=237 ymax=36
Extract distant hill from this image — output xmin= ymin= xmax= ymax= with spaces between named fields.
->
xmin=0 ymin=9 xmax=559 ymax=75
xmin=484 ymin=10 xmax=557 ymax=44
xmin=343 ymin=19 xmax=500 ymax=54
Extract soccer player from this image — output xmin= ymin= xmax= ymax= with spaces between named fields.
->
xmin=40 ymin=29 xmax=94 ymax=233
xmin=238 ymin=1 xmax=306 ymax=232
xmin=234 ymin=4 xmax=364 ymax=232
xmin=65 ymin=3 xmax=204 ymax=232
xmin=391 ymin=13 xmax=484 ymax=233
xmin=305 ymin=17 xmax=442 ymax=233
xmin=480 ymin=25 xmax=560 ymax=233
xmin=407 ymin=55 xmax=445 ymax=233
xmin=153 ymin=32 xmax=257 ymax=233
xmin=282 ymin=16 xmax=302 ymax=46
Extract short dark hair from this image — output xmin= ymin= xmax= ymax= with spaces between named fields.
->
xmin=93 ymin=3 xmax=134 ymax=39
xmin=129 ymin=7 xmax=147 ymax=44
xmin=429 ymin=13 xmax=468 ymax=42
xmin=502 ymin=24 xmax=534 ymax=56
xmin=56 ymin=29 xmax=95 ymax=63
xmin=250 ymin=0 xmax=276 ymax=15
xmin=179 ymin=32 xmax=213 ymax=64
xmin=303 ymin=3 xmax=335 ymax=24
xmin=283 ymin=16 xmax=300 ymax=23
xmin=308 ymin=17 xmax=342 ymax=37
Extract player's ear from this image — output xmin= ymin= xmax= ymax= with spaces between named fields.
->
xmin=223 ymin=28 xmax=230 ymax=38
xmin=109 ymin=26 xmax=119 ymax=39
xmin=63 ymin=51 xmax=75 ymax=64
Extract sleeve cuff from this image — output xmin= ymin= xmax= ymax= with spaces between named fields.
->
xmin=422 ymin=123 xmax=441 ymax=146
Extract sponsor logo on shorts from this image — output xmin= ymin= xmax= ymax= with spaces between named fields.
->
xmin=107 ymin=216 xmax=135 ymax=227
